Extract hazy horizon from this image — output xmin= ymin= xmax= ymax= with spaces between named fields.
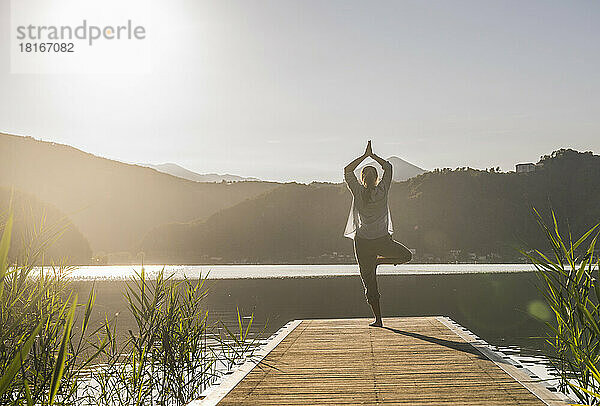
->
xmin=1 ymin=0 xmax=599 ymax=183
xmin=1 ymin=127 xmax=592 ymax=184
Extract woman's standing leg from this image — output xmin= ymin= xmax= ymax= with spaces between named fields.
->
xmin=377 ymin=234 xmax=412 ymax=265
xmin=354 ymin=237 xmax=382 ymax=327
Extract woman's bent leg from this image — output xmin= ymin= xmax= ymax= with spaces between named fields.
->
xmin=377 ymin=234 xmax=412 ymax=264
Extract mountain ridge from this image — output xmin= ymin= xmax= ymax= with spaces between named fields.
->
xmin=356 ymin=156 xmax=426 ymax=182
xmin=0 ymin=133 xmax=281 ymax=254
xmin=139 ymin=149 xmax=600 ymax=264
xmin=142 ymin=163 xmax=260 ymax=183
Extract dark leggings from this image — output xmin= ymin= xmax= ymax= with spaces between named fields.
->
xmin=354 ymin=234 xmax=412 ymax=305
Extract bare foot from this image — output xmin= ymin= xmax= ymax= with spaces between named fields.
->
xmin=369 ymin=319 xmax=383 ymax=327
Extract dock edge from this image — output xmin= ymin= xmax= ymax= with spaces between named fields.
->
xmin=437 ymin=316 xmax=571 ymax=406
xmin=189 ymin=319 xmax=303 ymax=406
xmin=189 ymin=317 xmax=572 ymax=405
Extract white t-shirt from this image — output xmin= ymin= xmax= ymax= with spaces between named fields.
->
xmin=343 ymin=160 xmax=394 ymax=239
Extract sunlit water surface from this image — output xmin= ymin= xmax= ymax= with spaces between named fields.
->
xmin=67 ymin=263 xmax=536 ymax=280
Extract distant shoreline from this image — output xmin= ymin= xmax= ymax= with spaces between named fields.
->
xmin=77 ymin=261 xmax=530 ymax=267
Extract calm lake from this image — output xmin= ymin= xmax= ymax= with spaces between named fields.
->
xmin=68 ymin=264 xmax=560 ymax=389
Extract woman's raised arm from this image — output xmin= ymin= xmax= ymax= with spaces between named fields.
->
xmin=370 ymin=151 xmax=393 ymax=191
xmin=344 ymin=141 xmax=371 ymax=173
xmin=369 ymin=151 xmax=391 ymax=170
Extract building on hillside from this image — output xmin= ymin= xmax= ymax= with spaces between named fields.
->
xmin=516 ymin=163 xmax=536 ymax=173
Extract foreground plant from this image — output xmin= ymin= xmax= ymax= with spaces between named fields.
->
xmin=1 ymin=207 xmax=263 ymax=405
xmin=85 ymin=268 xmax=217 ymax=406
xmin=216 ymin=307 xmax=266 ymax=371
xmin=523 ymin=208 xmax=600 ymax=404
xmin=0 ymin=207 xmax=103 ymax=405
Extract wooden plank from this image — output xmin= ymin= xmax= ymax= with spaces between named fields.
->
xmin=197 ymin=317 xmax=570 ymax=405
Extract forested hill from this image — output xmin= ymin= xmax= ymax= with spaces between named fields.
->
xmin=0 ymin=133 xmax=280 ymax=254
xmin=140 ymin=149 xmax=600 ymax=264
xmin=0 ymin=188 xmax=92 ymax=264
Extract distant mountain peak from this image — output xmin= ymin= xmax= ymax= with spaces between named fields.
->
xmin=357 ymin=156 xmax=426 ymax=182
xmin=143 ymin=163 xmax=260 ymax=183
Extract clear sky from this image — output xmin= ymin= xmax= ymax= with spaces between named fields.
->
xmin=1 ymin=0 xmax=599 ymax=183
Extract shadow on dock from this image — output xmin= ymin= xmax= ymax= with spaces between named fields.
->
xmin=382 ymin=326 xmax=488 ymax=360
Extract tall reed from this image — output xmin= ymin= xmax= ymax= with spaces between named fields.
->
xmin=0 ymin=207 xmax=262 ymax=405
xmin=84 ymin=268 xmax=217 ymax=406
xmin=523 ymin=208 xmax=600 ymax=404
xmin=0 ymin=208 xmax=102 ymax=405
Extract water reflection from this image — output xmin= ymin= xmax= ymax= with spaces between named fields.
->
xmin=71 ymin=271 xmax=570 ymax=400
xmin=73 ymin=272 xmax=549 ymax=352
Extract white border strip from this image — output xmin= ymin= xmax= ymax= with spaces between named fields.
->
xmin=188 ymin=319 xmax=303 ymax=406
xmin=437 ymin=316 xmax=571 ymax=406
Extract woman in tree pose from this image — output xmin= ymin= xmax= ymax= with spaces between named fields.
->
xmin=344 ymin=140 xmax=412 ymax=327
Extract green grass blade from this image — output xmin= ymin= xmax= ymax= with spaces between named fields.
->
xmin=0 ymin=320 xmax=43 ymax=396
xmin=49 ymin=294 xmax=77 ymax=404
xmin=24 ymin=379 xmax=33 ymax=406
xmin=0 ymin=212 xmax=13 ymax=299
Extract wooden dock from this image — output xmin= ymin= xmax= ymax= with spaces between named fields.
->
xmin=194 ymin=317 xmax=570 ymax=405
